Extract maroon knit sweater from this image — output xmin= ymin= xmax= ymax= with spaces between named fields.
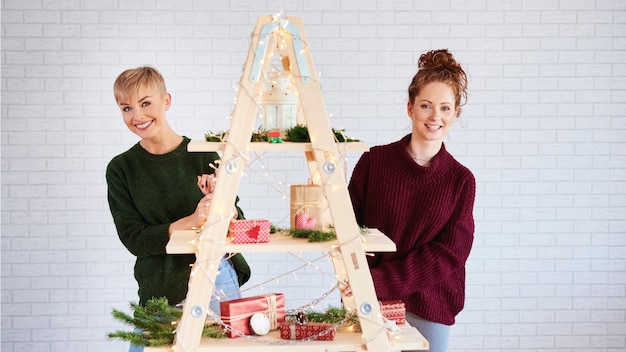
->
xmin=348 ymin=134 xmax=475 ymax=325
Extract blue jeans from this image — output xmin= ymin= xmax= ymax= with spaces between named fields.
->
xmin=404 ymin=312 xmax=451 ymax=352
xmin=129 ymin=258 xmax=241 ymax=352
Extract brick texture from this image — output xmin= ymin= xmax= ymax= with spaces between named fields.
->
xmin=2 ymin=1 xmax=625 ymax=351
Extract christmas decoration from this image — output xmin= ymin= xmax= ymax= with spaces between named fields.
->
xmin=204 ymin=125 xmax=359 ymax=143
xmin=156 ymin=11 xmax=427 ymax=351
xmin=290 ymin=184 xmax=331 ymax=231
xmin=262 ymin=74 xmax=298 ymax=134
xmin=288 ymin=228 xmax=336 ymax=242
xmin=269 ymin=223 xmax=337 ymax=242
xmin=289 ymin=305 xmax=359 ymax=329
xmin=284 ymin=124 xmax=310 ymax=142
xmin=229 ymin=219 xmax=271 ymax=244
xmin=220 ymin=293 xmax=286 ymax=338
xmin=280 ymin=322 xmax=336 ymax=341
xmin=379 ymin=300 xmax=406 ymax=325
xmin=249 ymin=312 xmax=271 ymax=335
xmin=108 ymin=298 xmax=225 ymax=346
xmin=295 ymin=212 xmax=317 ymax=229
xmin=204 ymin=130 xmax=228 ymax=142
xmin=267 ymin=130 xmax=284 ymax=143
xmin=286 ymin=125 xmax=360 ymax=143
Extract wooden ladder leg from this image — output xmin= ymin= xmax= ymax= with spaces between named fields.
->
xmin=284 ymin=17 xmax=393 ymax=352
xmin=172 ymin=15 xmax=275 ymax=352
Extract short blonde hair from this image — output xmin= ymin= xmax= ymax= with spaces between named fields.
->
xmin=113 ymin=66 xmax=167 ymax=104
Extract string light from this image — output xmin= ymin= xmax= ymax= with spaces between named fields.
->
xmin=199 ymin=279 xmax=400 ymax=346
xmin=208 ymin=11 xmax=356 ymax=204
xmin=221 ymin=9 xmax=318 ymax=135
xmin=184 ymin=12 xmax=395 ymax=347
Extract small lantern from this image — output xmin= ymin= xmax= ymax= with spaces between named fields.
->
xmin=262 ymin=75 xmax=297 ymax=134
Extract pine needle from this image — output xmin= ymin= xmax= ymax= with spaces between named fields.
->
xmin=287 ymin=305 xmax=360 ymax=330
xmin=108 ymin=297 xmax=225 ymax=346
xmin=279 ymin=228 xmax=337 ymax=242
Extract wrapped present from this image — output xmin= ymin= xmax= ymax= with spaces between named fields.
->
xmin=290 ymin=184 xmax=332 ymax=231
xmin=229 ymin=219 xmax=270 ymax=244
xmin=279 ymin=322 xmax=336 ymax=341
xmin=220 ymin=293 xmax=285 ymax=338
xmin=380 ymin=300 xmax=406 ymax=325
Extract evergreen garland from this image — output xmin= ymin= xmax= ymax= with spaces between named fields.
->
xmin=204 ymin=125 xmax=359 ymax=143
xmin=250 ymin=129 xmax=269 ymax=142
xmin=108 ymin=298 xmax=225 ymax=346
xmin=333 ymin=129 xmax=359 ymax=143
xmin=270 ymin=225 xmax=337 ymax=242
xmin=285 ymin=125 xmax=360 ymax=143
xmin=289 ymin=228 xmax=337 ymax=242
xmin=109 ymin=301 xmax=360 ymax=346
xmin=284 ymin=124 xmax=310 ymax=142
xmin=204 ymin=130 xmax=228 ymax=142
xmin=287 ymin=305 xmax=361 ymax=330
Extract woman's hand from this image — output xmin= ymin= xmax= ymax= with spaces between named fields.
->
xmin=197 ymin=173 xmax=239 ymax=221
xmin=193 ymin=193 xmax=213 ymax=226
xmin=342 ymin=284 xmax=353 ymax=298
xmin=194 ymin=173 xmax=218 ymax=228
xmin=197 ymin=174 xmax=216 ymax=195
xmin=168 ymin=175 xmax=216 ymax=235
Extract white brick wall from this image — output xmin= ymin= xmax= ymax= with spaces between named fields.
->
xmin=2 ymin=0 xmax=625 ymax=351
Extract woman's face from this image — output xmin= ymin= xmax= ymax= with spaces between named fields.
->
xmin=117 ymin=85 xmax=171 ymax=140
xmin=407 ymin=81 xmax=458 ymax=143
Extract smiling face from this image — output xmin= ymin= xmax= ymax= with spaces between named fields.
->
xmin=117 ymin=85 xmax=171 ymax=141
xmin=407 ymin=81 xmax=459 ymax=144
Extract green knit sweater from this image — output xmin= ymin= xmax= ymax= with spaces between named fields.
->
xmin=106 ymin=137 xmax=250 ymax=305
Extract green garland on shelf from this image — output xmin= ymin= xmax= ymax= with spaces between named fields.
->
xmin=287 ymin=305 xmax=361 ymax=331
xmin=108 ymin=297 xmax=225 ymax=346
xmin=204 ymin=130 xmax=228 ymax=142
xmin=204 ymin=125 xmax=359 ymax=143
xmin=109 ymin=301 xmax=359 ymax=346
xmin=287 ymin=125 xmax=360 ymax=143
xmin=270 ymin=224 xmax=336 ymax=242
xmin=284 ymin=124 xmax=310 ymax=142
xmin=289 ymin=228 xmax=337 ymax=242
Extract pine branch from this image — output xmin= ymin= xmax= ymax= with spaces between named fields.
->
xmin=287 ymin=305 xmax=361 ymax=330
xmin=108 ymin=297 xmax=226 ymax=346
xmin=285 ymin=124 xmax=310 ymax=142
xmin=205 ymin=126 xmax=359 ymax=143
xmin=202 ymin=323 xmax=227 ymax=339
xmin=286 ymin=228 xmax=337 ymax=242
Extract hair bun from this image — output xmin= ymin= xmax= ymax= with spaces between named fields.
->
xmin=418 ymin=49 xmax=459 ymax=72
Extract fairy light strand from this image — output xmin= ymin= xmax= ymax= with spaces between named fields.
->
xmin=196 ymin=280 xmax=400 ymax=347
xmin=239 ymin=252 xmax=330 ymax=295
xmin=180 ymin=12 xmax=393 ymax=347
xmin=286 ymin=252 xmax=338 ymax=281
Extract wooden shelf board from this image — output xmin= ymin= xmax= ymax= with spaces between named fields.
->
xmin=188 ymin=140 xmax=370 ymax=153
xmin=167 ymin=228 xmax=396 ymax=254
xmin=145 ymin=325 xmax=428 ymax=351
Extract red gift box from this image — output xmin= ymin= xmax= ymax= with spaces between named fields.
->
xmin=220 ymin=293 xmax=285 ymax=338
xmin=279 ymin=322 xmax=336 ymax=341
xmin=229 ymin=219 xmax=271 ymax=244
xmin=380 ymin=300 xmax=406 ymax=325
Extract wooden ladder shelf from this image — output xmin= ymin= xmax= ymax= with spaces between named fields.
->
xmin=146 ymin=14 xmax=427 ymax=352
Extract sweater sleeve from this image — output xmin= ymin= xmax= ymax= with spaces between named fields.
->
xmin=106 ymin=160 xmax=171 ymax=257
xmin=369 ymin=173 xmax=476 ymax=298
xmin=347 ymin=152 xmax=370 ymax=226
